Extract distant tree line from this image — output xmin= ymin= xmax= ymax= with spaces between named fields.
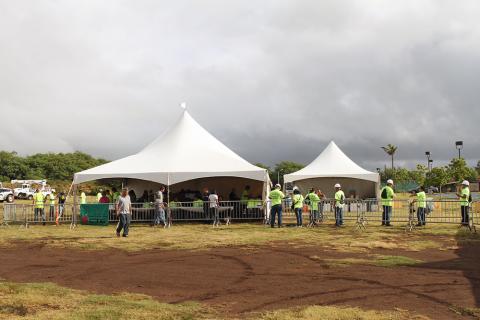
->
xmin=0 ymin=151 xmax=108 ymax=182
xmin=1 ymin=150 xmax=479 ymax=192
xmin=259 ymin=157 xmax=479 ymax=191
xmin=380 ymin=158 xmax=478 ymax=190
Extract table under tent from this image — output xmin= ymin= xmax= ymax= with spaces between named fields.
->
xmin=284 ymin=141 xmax=380 ymax=199
xmin=73 ymin=109 xmax=270 ymax=225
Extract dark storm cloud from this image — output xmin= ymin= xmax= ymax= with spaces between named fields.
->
xmin=0 ymin=0 xmax=479 ymax=171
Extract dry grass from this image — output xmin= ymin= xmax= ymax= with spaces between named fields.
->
xmin=315 ymin=255 xmax=422 ymax=268
xmin=0 ymin=281 xmax=436 ymax=320
xmin=257 ymin=305 xmax=430 ymax=320
xmin=0 ymin=281 xmax=209 ymax=320
xmin=0 ymin=223 xmax=457 ymax=253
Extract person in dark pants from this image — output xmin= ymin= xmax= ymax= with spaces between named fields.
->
xmin=456 ymin=180 xmax=471 ymax=225
xmin=116 ymin=188 xmax=132 ymax=237
xmin=414 ymin=186 xmax=427 ymax=226
xmin=269 ymin=184 xmax=285 ymax=228
xmin=58 ymin=191 xmax=67 ymax=222
xmin=380 ymin=179 xmax=395 ymax=226
xmin=334 ymin=184 xmax=345 ymax=227
xmin=202 ymin=188 xmax=210 ymax=221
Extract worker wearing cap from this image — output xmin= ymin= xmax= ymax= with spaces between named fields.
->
xmin=32 ymin=189 xmax=46 ymax=225
xmin=269 ymin=184 xmax=285 ymax=228
xmin=292 ymin=188 xmax=304 ymax=227
xmin=48 ymin=191 xmax=56 ymax=222
xmin=334 ymin=183 xmax=345 ymax=227
xmin=456 ymin=180 xmax=471 ymax=225
xmin=381 ymin=179 xmax=395 ymax=226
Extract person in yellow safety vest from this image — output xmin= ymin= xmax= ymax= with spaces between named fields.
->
xmin=48 ymin=191 xmax=56 ymax=222
xmin=456 ymin=180 xmax=471 ymax=226
xmin=193 ymin=198 xmax=204 ymax=208
xmin=380 ymin=179 xmax=395 ymax=226
xmin=306 ymin=188 xmax=320 ymax=226
xmin=334 ymin=184 xmax=345 ymax=227
xmin=96 ymin=189 xmax=103 ymax=202
xmin=413 ymin=186 xmax=427 ymax=226
xmin=80 ymin=190 xmax=87 ymax=205
xmin=292 ymin=189 xmax=304 ymax=227
xmin=269 ymin=184 xmax=285 ymax=228
xmin=32 ymin=189 xmax=46 ymax=225
xmin=247 ymin=198 xmax=261 ymax=209
xmin=241 ymin=185 xmax=251 ymax=201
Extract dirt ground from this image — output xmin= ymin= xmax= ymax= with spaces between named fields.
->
xmin=0 ymin=241 xmax=479 ymax=319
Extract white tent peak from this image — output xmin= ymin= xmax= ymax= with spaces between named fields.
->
xmin=74 ymin=110 xmax=268 ymax=185
xmin=284 ymin=140 xmax=378 ymax=183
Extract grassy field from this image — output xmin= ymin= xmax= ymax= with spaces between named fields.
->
xmin=1 ymin=201 xmax=479 ymax=320
xmin=0 ymin=282 xmax=435 ymax=320
xmin=0 ymin=222 xmax=475 ymax=252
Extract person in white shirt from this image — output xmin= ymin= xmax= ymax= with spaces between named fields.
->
xmin=208 ymin=190 xmax=220 ymax=227
xmin=115 ymin=188 xmax=132 ymax=237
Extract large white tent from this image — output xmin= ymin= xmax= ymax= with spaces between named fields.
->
xmin=73 ymin=109 xmax=270 ymax=199
xmin=284 ymin=141 xmax=379 ymax=198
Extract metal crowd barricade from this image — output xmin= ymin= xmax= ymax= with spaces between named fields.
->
xmin=113 ymin=200 xmax=267 ymax=223
xmin=2 ymin=199 xmax=477 ymax=232
xmin=2 ymin=203 xmax=78 ymax=227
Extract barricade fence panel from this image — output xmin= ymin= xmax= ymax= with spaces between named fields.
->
xmin=2 ymin=199 xmax=478 ymax=227
xmin=3 ymin=203 xmax=78 ymax=225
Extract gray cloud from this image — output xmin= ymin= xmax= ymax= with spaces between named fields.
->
xmin=0 ymin=0 xmax=479 ymax=171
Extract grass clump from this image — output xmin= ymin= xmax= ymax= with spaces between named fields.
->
xmin=258 ymin=305 xmax=429 ymax=320
xmin=322 ymin=255 xmax=422 ymax=268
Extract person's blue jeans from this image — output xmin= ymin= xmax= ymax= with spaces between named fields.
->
xmin=34 ymin=208 xmax=45 ymax=224
xmin=417 ymin=207 xmax=426 ymax=225
xmin=59 ymin=204 xmax=65 ymax=217
xmin=295 ymin=208 xmax=303 ymax=226
xmin=335 ymin=207 xmax=343 ymax=226
xmin=270 ymin=204 xmax=282 ymax=227
xmin=382 ymin=206 xmax=392 ymax=225
xmin=117 ymin=213 xmax=131 ymax=236
xmin=461 ymin=206 xmax=469 ymax=225
xmin=154 ymin=208 xmax=166 ymax=226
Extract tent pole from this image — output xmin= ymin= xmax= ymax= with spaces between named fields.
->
xmin=167 ymin=174 xmax=171 ymax=227
xmin=71 ymin=184 xmax=77 ymax=230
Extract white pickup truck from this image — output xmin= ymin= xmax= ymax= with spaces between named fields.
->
xmin=0 ymin=188 xmax=14 ymax=203
xmin=11 ymin=180 xmax=54 ymax=200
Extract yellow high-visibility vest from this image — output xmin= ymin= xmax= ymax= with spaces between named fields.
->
xmin=34 ymin=192 xmax=45 ymax=209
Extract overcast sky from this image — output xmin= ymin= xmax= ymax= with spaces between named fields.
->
xmin=1 ymin=0 xmax=479 ymax=170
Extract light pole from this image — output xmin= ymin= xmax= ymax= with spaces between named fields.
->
xmin=425 ymin=151 xmax=431 ymax=171
xmin=277 ymin=169 xmax=284 ymax=185
xmin=455 ymin=141 xmax=463 ymax=159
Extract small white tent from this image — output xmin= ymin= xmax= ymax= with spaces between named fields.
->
xmin=73 ymin=109 xmax=270 ymax=199
xmin=284 ymin=141 xmax=379 ymax=198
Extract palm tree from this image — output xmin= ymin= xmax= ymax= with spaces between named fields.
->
xmin=381 ymin=144 xmax=398 ymax=170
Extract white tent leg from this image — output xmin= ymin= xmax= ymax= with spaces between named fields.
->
xmin=70 ymin=184 xmax=77 ymax=230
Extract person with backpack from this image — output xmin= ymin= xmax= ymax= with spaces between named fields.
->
xmin=292 ymin=189 xmax=304 ymax=227
xmin=456 ymin=180 xmax=471 ymax=226
xmin=334 ymin=183 xmax=345 ymax=227
xmin=380 ymin=179 xmax=395 ymax=226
